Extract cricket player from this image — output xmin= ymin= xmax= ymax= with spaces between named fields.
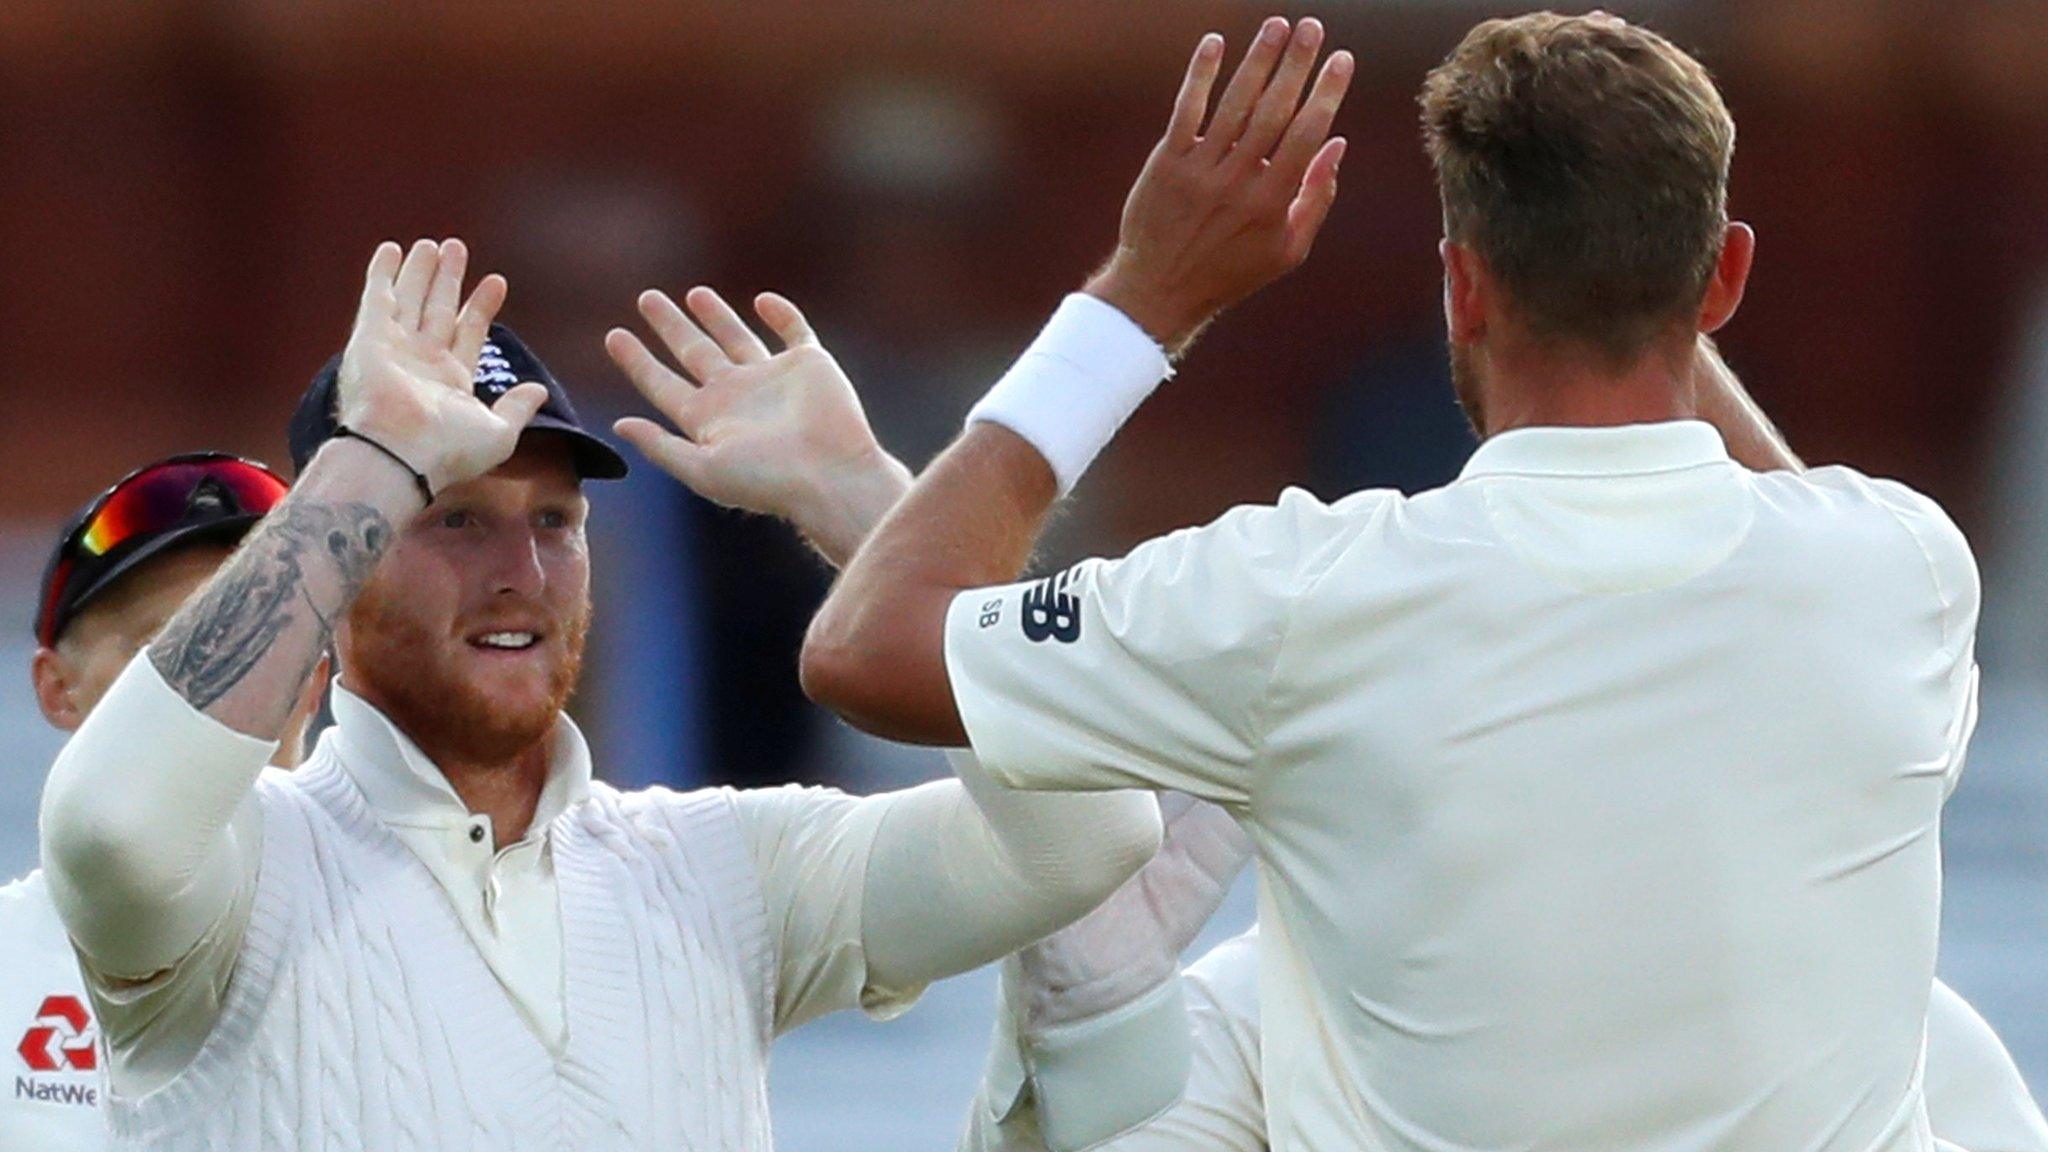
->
xmin=38 ymin=238 xmax=1161 ymax=1150
xmin=806 ymin=13 xmax=1985 ymax=1152
xmin=2 ymin=452 xmax=299 ymax=1150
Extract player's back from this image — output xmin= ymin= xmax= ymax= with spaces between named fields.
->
xmin=1251 ymin=423 xmax=1977 ymax=1152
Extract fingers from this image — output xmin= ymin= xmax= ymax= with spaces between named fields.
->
xmin=453 ymin=273 xmax=508 ymax=368
xmin=490 ymin=381 xmax=551 ymax=432
xmin=392 ymin=239 xmax=440 ymax=331
xmin=685 ymin=287 xmax=771 ymax=365
xmin=604 ymin=326 xmax=701 ymax=432
xmin=1198 ymin=17 xmax=1290 ymax=157
xmin=638 ymin=289 xmax=730 ymax=382
xmin=355 ymin=241 xmax=403 ymax=328
xmin=753 ymin=292 xmax=818 ymax=349
xmin=614 ymin=416 xmax=711 ymax=490
xmin=1163 ymin=33 xmax=1226 ymax=152
xmin=1283 ymin=136 xmax=1346 ymax=266
xmin=1268 ymin=50 xmax=1355 ymax=186
xmin=1233 ymin=18 xmax=1324 ymax=164
xmin=421 ymin=238 xmax=468 ymax=343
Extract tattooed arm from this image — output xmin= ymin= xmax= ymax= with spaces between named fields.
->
xmin=40 ymin=240 xmax=544 ymax=1009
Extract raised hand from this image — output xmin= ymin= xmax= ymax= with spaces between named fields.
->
xmin=336 ymin=239 xmax=551 ymax=495
xmin=1089 ymin=18 xmax=1354 ymax=353
xmin=607 ymin=287 xmax=910 ymax=566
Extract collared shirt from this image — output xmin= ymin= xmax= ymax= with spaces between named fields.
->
xmin=947 ymin=417 xmax=1981 ymax=1152
xmin=326 ymin=684 xmax=590 ymax=1049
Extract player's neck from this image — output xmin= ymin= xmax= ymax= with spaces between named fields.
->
xmin=1477 ymin=331 xmax=1699 ymax=437
xmin=437 ymin=745 xmax=551 ymax=847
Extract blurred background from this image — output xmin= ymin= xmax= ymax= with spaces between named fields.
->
xmin=0 ymin=0 xmax=2043 ymax=1144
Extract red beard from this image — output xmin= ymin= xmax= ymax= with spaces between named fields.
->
xmin=342 ymin=585 xmax=589 ymax=767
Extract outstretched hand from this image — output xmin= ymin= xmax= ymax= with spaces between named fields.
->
xmin=607 ymin=287 xmax=910 ymax=563
xmin=335 ymin=239 xmax=551 ymax=495
xmin=1089 ymin=17 xmax=1354 ymax=353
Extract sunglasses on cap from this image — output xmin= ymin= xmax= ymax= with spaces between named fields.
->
xmin=36 ymin=453 xmax=290 ymax=647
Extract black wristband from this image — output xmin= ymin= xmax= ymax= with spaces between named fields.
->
xmin=333 ymin=426 xmax=435 ymax=507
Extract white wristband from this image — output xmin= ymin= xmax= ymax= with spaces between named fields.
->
xmin=967 ymin=293 xmax=1173 ymax=496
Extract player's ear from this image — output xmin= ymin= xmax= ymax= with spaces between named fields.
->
xmin=1441 ymin=239 xmax=1488 ymax=346
xmin=1698 ymin=221 xmax=1755 ymax=335
xmin=31 ymin=647 xmax=85 ymax=731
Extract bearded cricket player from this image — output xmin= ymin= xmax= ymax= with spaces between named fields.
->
xmin=37 ymin=238 xmax=1162 ymax=1150
xmin=805 ymin=13 xmax=1988 ymax=1152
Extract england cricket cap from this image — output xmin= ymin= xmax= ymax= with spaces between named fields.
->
xmin=287 ymin=322 xmax=630 ymax=481
xmin=36 ymin=453 xmax=289 ymax=646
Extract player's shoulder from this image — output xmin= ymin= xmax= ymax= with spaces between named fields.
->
xmin=0 ymin=871 xmax=74 ymax=957
xmin=1112 ymin=485 xmax=1404 ymax=590
xmin=1772 ymin=465 xmax=1977 ymax=601
xmin=600 ymin=780 xmax=859 ymax=848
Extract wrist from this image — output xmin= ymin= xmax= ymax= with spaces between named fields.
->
xmin=798 ymin=444 xmax=911 ymax=568
xmin=305 ymin=436 xmax=434 ymax=522
xmin=1083 ymin=258 xmax=1215 ymax=356
xmin=966 ymin=293 xmax=1173 ymax=496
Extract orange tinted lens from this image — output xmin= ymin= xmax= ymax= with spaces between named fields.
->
xmin=75 ymin=459 xmax=288 ymax=558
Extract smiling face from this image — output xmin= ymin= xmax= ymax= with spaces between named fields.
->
xmin=338 ymin=437 xmax=592 ymax=767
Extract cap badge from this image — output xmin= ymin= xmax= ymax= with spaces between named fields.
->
xmin=475 ymin=342 xmax=518 ymax=397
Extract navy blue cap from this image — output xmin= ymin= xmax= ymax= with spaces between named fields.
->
xmin=287 ymin=323 xmax=629 ymax=481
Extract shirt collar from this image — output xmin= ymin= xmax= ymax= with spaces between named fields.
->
xmin=327 ymin=682 xmax=593 ymax=838
xmin=1457 ymin=420 xmax=1732 ymax=481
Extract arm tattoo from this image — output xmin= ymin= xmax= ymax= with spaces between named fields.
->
xmin=150 ymin=501 xmax=392 ymax=710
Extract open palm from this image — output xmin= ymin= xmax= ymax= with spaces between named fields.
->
xmin=336 ymin=239 xmax=549 ymax=493
xmin=606 ymin=287 xmax=890 ymax=521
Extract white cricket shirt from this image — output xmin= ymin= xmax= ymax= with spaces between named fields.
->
xmin=999 ymin=928 xmax=2048 ymax=1152
xmin=0 ymin=872 xmax=106 ymax=1151
xmin=947 ymin=414 xmax=1980 ymax=1152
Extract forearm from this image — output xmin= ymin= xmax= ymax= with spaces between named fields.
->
xmin=861 ymin=751 xmax=1160 ymax=991
xmin=804 ymin=425 xmax=1058 ymax=744
xmin=150 ymin=437 xmax=419 ymax=736
xmin=40 ymin=437 xmax=418 ymax=973
xmin=1694 ymin=337 xmax=1803 ymax=473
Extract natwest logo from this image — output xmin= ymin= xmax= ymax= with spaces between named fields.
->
xmin=17 ymin=996 xmax=96 ymax=1073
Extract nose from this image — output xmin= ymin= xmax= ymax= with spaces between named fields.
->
xmin=483 ymin=527 xmax=547 ymax=599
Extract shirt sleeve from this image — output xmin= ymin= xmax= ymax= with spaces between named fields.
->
xmin=37 ymin=655 xmax=274 ymax=1098
xmin=1924 ymin=979 xmax=2048 ymax=1152
xmin=1868 ymin=478 xmax=1981 ymax=797
xmin=944 ymin=488 xmax=1380 ymax=805
xmin=728 ymin=784 xmax=911 ymax=1034
xmin=962 ymin=933 xmax=1267 ymax=1152
xmin=735 ymin=754 xmax=1163 ymax=1037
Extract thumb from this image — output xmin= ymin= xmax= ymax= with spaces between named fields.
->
xmin=1283 ymin=135 xmax=1345 ymax=266
xmin=615 ymin=416 xmax=713 ymax=493
xmin=491 ymin=381 xmax=551 ymax=431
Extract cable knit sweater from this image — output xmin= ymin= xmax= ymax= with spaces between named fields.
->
xmin=111 ymin=753 xmax=777 ymax=1151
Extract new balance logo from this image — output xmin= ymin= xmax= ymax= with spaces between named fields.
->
xmin=1020 ymin=568 xmax=1081 ymax=644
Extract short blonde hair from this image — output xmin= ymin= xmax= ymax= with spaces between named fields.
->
xmin=1421 ymin=12 xmax=1735 ymax=358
